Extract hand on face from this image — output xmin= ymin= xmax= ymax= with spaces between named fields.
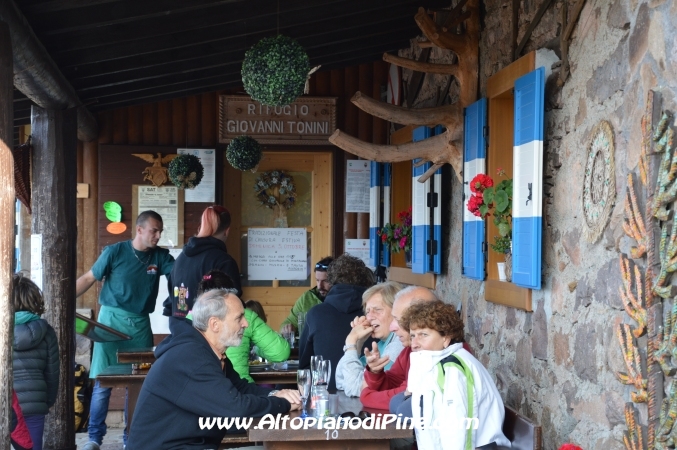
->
xmin=346 ymin=316 xmax=373 ymax=346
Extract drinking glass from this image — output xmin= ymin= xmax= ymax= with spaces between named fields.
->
xmin=318 ymin=359 xmax=332 ymax=386
xmin=297 ymin=312 xmax=306 ymax=336
xmin=310 ymin=355 xmax=323 ymax=385
xmin=297 ymin=369 xmax=311 ymax=418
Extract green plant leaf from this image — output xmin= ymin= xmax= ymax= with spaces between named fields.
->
xmin=483 ymin=187 xmax=495 ymax=204
xmin=495 ymin=190 xmax=509 ymax=212
xmin=498 ymin=222 xmax=511 ymax=237
xmin=479 ymin=204 xmax=489 ymax=217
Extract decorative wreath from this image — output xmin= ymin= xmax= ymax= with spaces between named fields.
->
xmin=582 ymin=120 xmax=615 ymax=243
xmin=254 ymin=171 xmax=296 ymax=210
xmin=241 ymin=35 xmax=310 ymax=106
xmin=226 ymin=135 xmax=263 ymax=171
xmin=168 ymin=154 xmax=204 ymax=189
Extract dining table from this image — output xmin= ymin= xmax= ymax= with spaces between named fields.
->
xmin=245 ymin=391 xmax=414 ymax=449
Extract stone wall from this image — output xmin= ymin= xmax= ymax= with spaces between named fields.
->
xmin=400 ymin=1 xmax=677 ymax=448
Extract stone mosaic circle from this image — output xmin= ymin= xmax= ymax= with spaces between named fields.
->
xmin=582 ymin=120 xmax=615 ymax=243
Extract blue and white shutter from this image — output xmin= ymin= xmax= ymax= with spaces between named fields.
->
xmin=411 ymin=127 xmax=443 ymax=274
xmin=512 ymin=68 xmax=545 ymax=289
xmin=412 ymin=127 xmax=432 ymax=274
xmin=462 ymin=98 xmax=487 ymax=280
xmin=369 ymin=162 xmax=392 ymax=268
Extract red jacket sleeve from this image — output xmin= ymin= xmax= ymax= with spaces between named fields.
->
xmin=359 ymin=347 xmax=411 ymax=410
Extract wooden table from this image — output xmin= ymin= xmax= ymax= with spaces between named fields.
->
xmin=117 ymin=347 xmax=156 ymax=364
xmin=247 ymin=392 xmax=413 ymax=449
xmin=96 ymin=364 xmax=147 ymax=435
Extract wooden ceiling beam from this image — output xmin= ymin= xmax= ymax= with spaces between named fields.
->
xmin=47 ymin=0 xmax=438 ymax=63
xmin=68 ymin=19 xmax=416 ymax=88
xmin=0 ymin=0 xmax=97 ymax=141
xmin=27 ymin=0 xmax=252 ymax=36
xmin=78 ymin=32 xmax=410 ymax=102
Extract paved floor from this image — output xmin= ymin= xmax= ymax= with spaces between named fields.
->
xmin=76 ymin=428 xmax=125 ymax=450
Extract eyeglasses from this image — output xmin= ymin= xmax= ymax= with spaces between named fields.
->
xmin=315 ymin=263 xmax=329 ymax=270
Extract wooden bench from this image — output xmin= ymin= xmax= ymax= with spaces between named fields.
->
xmin=218 ymin=433 xmax=252 ymax=449
xmin=496 ymin=405 xmax=542 ymax=450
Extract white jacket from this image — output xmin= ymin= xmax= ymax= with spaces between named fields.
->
xmin=408 ymin=343 xmax=510 ymax=450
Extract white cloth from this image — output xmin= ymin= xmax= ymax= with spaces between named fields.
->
xmin=408 ymin=343 xmax=510 ymax=450
xmin=335 ymin=334 xmax=404 ymax=397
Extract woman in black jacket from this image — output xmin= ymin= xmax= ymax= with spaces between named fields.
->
xmin=12 ymin=274 xmax=59 ymax=450
xmin=164 ymin=205 xmax=242 ymax=323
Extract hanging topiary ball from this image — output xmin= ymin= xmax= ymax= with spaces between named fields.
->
xmin=226 ymin=135 xmax=263 ymax=171
xmin=241 ymin=35 xmax=310 ymax=106
xmin=168 ymin=154 xmax=204 ymax=189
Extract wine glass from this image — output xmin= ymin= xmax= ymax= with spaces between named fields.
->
xmin=318 ymin=359 xmax=331 ymax=386
xmin=310 ymin=355 xmax=323 ymax=385
xmin=297 ymin=369 xmax=311 ymax=418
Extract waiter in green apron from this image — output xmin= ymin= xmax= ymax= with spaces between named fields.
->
xmin=75 ymin=210 xmax=175 ymax=450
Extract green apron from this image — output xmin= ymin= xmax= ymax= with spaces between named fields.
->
xmin=90 ymin=305 xmax=153 ymax=379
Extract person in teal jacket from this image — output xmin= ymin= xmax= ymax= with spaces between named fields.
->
xmin=279 ymin=256 xmax=334 ymax=334
xmin=193 ymin=270 xmax=290 ymax=382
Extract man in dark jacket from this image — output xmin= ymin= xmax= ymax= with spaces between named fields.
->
xmin=163 ymin=206 xmax=242 ymax=320
xmin=298 ymin=253 xmax=375 ymax=391
xmin=128 ymin=289 xmax=300 ymax=449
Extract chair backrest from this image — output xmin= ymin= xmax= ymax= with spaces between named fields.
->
xmin=501 ymin=405 xmax=542 ymax=450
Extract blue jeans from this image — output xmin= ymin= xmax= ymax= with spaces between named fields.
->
xmin=23 ymin=415 xmax=45 ymax=450
xmin=89 ymin=381 xmax=128 ymax=445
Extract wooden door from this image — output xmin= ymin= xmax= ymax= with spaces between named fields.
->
xmin=226 ymin=151 xmax=333 ymax=331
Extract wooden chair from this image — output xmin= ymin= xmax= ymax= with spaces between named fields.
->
xmin=495 ymin=405 xmax=542 ymax=450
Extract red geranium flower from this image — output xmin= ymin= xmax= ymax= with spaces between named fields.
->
xmin=470 ymin=174 xmax=494 ymax=194
xmin=558 ymin=445 xmax=583 ymax=450
xmin=467 ymin=194 xmax=484 ymax=217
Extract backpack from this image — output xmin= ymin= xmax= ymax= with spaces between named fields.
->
xmin=436 ymin=354 xmax=476 ymax=450
xmin=74 ymin=364 xmax=92 ymax=432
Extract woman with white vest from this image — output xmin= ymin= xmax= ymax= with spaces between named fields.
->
xmin=403 ymin=301 xmax=510 ymax=450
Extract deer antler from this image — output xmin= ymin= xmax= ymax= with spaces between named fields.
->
xmin=328 ymin=0 xmax=479 ymax=183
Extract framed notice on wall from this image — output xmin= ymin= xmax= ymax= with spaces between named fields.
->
xmin=346 ymin=160 xmax=370 ymax=213
xmin=132 ymin=185 xmax=184 ymax=248
xmin=247 ymin=228 xmax=307 ymax=280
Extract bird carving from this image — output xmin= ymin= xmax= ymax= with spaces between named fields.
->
xmin=132 ymin=153 xmax=179 ymax=187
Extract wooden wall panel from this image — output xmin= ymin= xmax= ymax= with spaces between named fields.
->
xmin=142 ymin=103 xmax=158 ymax=145
xmin=186 ymin=95 xmax=201 ymax=147
xmin=157 ymin=100 xmax=172 ymax=145
xmin=172 ymin=98 xmax=186 ymax=146
xmin=128 ymin=105 xmax=143 ymax=145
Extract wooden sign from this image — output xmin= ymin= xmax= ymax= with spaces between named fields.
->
xmin=219 ymin=95 xmax=337 ymax=145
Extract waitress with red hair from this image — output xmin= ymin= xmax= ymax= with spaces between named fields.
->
xmin=163 ymin=205 xmax=242 ymax=325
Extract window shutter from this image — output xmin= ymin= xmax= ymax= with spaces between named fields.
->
xmin=512 ymin=67 xmax=545 ymax=289
xmin=411 ymin=127 xmax=432 ymax=274
xmin=369 ymin=161 xmax=381 ymax=269
xmin=462 ymin=98 xmax=487 ymax=280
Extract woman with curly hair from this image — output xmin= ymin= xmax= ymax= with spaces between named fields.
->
xmin=298 ymin=253 xmax=375 ymax=391
xmin=403 ymin=301 xmax=509 ymax=450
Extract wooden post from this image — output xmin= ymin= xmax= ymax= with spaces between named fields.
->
xmin=0 ymin=20 xmax=15 ymax=450
xmin=82 ymin=140 xmax=99 ymax=311
xmin=31 ymin=105 xmax=77 ymax=450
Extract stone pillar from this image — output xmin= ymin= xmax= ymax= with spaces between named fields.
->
xmin=31 ymin=105 xmax=77 ymax=450
xmin=0 ymin=20 xmax=15 ymax=450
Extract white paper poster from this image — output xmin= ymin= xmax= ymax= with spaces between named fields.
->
xmin=345 ymin=160 xmax=370 ymax=213
xmin=150 ymin=248 xmax=183 ymax=335
xmin=178 ymin=148 xmax=216 ymax=203
xmin=247 ymin=228 xmax=307 ymax=280
xmin=30 ymin=234 xmax=42 ymax=290
xmin=138 ymin=186 xmax=179 ymax=247
xmin=345 ymin=239 xmax=371 ymax=267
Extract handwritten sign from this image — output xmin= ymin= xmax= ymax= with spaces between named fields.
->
xmin=345 ymin=160 xmax=370 ymax=213
xmin=247 ymin=228 xmax=307 ymax=280
xmin=219 ymin=95 xmax=337 ymax=145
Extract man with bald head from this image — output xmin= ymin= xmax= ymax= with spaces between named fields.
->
xmin=359 ymin=285 xmax=440 ymax=411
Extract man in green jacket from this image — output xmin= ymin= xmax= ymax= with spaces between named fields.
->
xmin=280 ymin=256 xmax=334 ymax=334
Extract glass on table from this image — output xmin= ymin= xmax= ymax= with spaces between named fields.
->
xmin=297 ymin=369 xmax=311 ymax=418
xmin=310 ymin=355 xmax=323 ymax=385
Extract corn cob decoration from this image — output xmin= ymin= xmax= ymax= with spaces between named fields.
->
xmin=639 ymin=91 xmax=654 ymax=185
xmin=655 ymin=301 xmax=677 ymax=377
xmin=651 ymin=116 xmax=676 ymax=220
xmin=625 ymin=403 xmax=645 ymax=450
xmin=620 ymin=256 xmax=647 ymax=337
xmin=655 ymin=381 xmax=677 ymax=448
xmin=624 ymin=174 xmax=648 ymax=258
xmin=617 ymin=324 xmax=648 ymax=402
xmin=653 ymin=213 xmax=677 ymax=298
